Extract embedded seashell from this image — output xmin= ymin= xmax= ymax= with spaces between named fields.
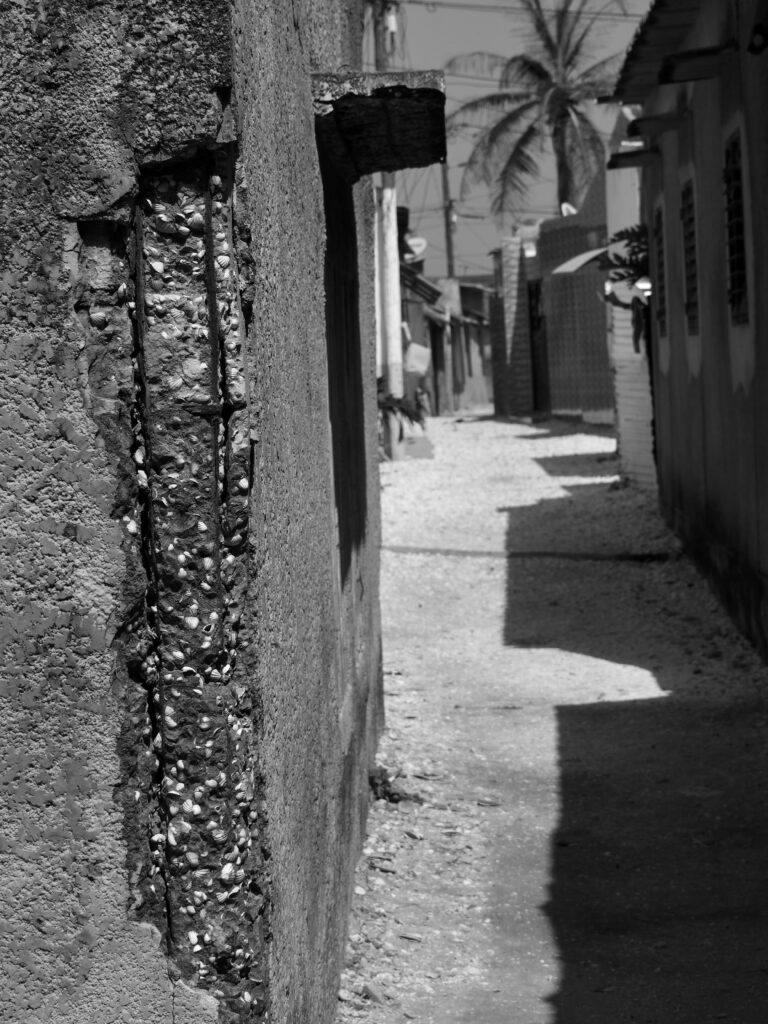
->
xmin=188 ymin=212 xmax=205 ymax=233
xmin=182 ymin=357 xmax=206 ymax=381
xmin=126 ymin=519 xmax=139 ymax=535
xmin=167 ymin=826 xmax=178 ymax=847
xmin=238 ymin=477 xmax=249 ymax=492
xmin=116 ymin=282 xmax=127 ymax=300
xmin=148 ymin=259 xmax=164 ymax=275
xmin=202 ymin=557 xmax=214 ymax=571
xmin=177 ymin=225 xmax=190 ymax=238
xmin=220 ymin=862 xmax=235 ymax=882
xmin=188 ymin=930 xmax=198 ymax=945
xmin=155 ymin=215 xmax=179 ymax=236
xmin=184 ymin=616 xmax=199 ymax=630
xmin=187 ymin=851 xmax=200 ymax=866
xmin=215 ymin=254 xmax=230 ymax=270
xmin=197 ymin=522 xmax=207 ymax=532
xmin=210 ymin=175 xmax=222 ymax=188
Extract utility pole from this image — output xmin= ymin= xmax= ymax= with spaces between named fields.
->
xmin=441 ymin=160 xmax=456 ymax=278
xmin=371 ymin=1 xmax=404 ymax=404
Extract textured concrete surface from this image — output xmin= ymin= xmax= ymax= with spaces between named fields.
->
xmin=336 ymin=413 xmax=768 ymax=1024
xmin=1 ymin=1 xmax=382 ymax=1022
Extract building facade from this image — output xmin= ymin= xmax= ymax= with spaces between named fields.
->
xmin=612 ymin=0 xmax=768 ymax=652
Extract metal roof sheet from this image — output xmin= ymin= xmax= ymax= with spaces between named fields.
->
xmin=612 ymin=0 xmax=701 ymax=103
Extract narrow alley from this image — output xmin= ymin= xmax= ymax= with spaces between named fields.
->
xmin=337 ymin=414 xmax=768 ymax=1024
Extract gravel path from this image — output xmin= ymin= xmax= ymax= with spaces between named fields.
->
xmin=336 ymin=414 xmax=768 ymax=1024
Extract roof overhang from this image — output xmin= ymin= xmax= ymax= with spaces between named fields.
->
xmin=627 ymin=112 xmax=689 ymax=138
xmin=659 ymin=40 xmax=738 ymax=84
xmin=400 ymin=262 xmax=443 ymax=304
xmin=610 ymin=0 xmax=703 ymax=104
xmin=313 ymin=71 xmax=446 ymax=183
xmin=607 ymin=148 xmax=660 ymax=170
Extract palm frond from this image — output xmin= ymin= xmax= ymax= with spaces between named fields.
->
xmin=563 ymin=105 xmax=606 ymax=201
xmin=491 ymin=121 xmax=543 ymax=216
xmin=499 ymin=54 xmax=552 ymax=91
xmin=557 ymin=0 xmax=593 ymax=67
xmin=518 ymin=0 xmax=559 ymax=66
xmin=566 ymin=0 xmax=627 ymax=71
xmin=446 ymin=90 xmax=534 ymax=135
xmin=574 ymin=50 xmax=623 ymax=92
xmin=460 ymin=100 xmax=540 ymax=197
xmin=444 ymin=52 xmax=513 ymax=79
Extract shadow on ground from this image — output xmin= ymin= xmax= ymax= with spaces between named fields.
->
xmin=501 ymin=478 xmax=768 ymax=1024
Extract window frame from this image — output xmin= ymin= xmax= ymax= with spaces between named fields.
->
xmin=680 ymin=178 xmax=700 ymax=336
xmin=723 ymin=128 xmax=749 ymax=326
xmin=652 ymin=203 xmax=668 ymax=338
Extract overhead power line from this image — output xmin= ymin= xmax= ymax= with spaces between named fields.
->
xmin=402 ymin=0 xmax=639 ymax=19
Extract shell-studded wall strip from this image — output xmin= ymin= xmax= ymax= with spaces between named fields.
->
xmin=123 ymin=153 xmax=266 ymax=1020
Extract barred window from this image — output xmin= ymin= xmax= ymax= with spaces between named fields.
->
xmin=653 ymin=207 xmax=667 ymax=336
xmin=724 ymin=131 xmax=749 ymax=325
xmin=680 ymin=180 xmax=699 ymax=334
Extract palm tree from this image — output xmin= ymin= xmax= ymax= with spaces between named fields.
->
xmin=446 ymin=0 xmax=626 ymax=217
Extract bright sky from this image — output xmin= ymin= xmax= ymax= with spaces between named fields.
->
xmin=366 ymin=0 xmax=653 ymax=278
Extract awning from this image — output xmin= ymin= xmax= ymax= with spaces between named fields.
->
xmin=400 ymin=262 xmax=443 ymax=304
xmin=552 ymin=246 xmax=608 ymax=274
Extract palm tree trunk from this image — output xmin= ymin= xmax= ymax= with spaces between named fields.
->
xmin=552 ymin=120 xmax=576 ymax=209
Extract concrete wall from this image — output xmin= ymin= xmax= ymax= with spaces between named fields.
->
xmin=495 ymin=236 xmax=535 ymax=417
xmin=0 ymin=1 xmax=381 ymax=1022
xmin=637 ymin=0 xmax=768 ymax=655
xmin=538 ymin=198 xmax=614 ymax=422
xmin=605 ymin=137 xmax=656 ymax=490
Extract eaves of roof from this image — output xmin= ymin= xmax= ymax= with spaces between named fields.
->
xmin=612 ymin=0 xmax=702 ymax=104
xmin=400 ymin=262 xmax=443 ymax=304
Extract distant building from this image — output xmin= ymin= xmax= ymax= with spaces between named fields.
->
xmin=490 ymin=170 xmax=614 ymax=424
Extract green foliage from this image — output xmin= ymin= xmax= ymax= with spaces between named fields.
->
xmin=598 ymin=223 xmax=649 ymax=286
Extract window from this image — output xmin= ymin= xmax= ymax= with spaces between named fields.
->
xmin=680 ymin=180 xmax=699 ymax=334
xmin=724 ymin=131 xmax=749 ymax=324
xmin=653 ymin=207 xmax=667 ymax=336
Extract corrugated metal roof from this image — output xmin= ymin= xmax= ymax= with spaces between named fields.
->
xmin=612 ymin=0 xmax=701 ymax=103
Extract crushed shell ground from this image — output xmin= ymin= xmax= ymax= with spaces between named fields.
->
xmin=335 ymin=412 xmax=768 ymax=1024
